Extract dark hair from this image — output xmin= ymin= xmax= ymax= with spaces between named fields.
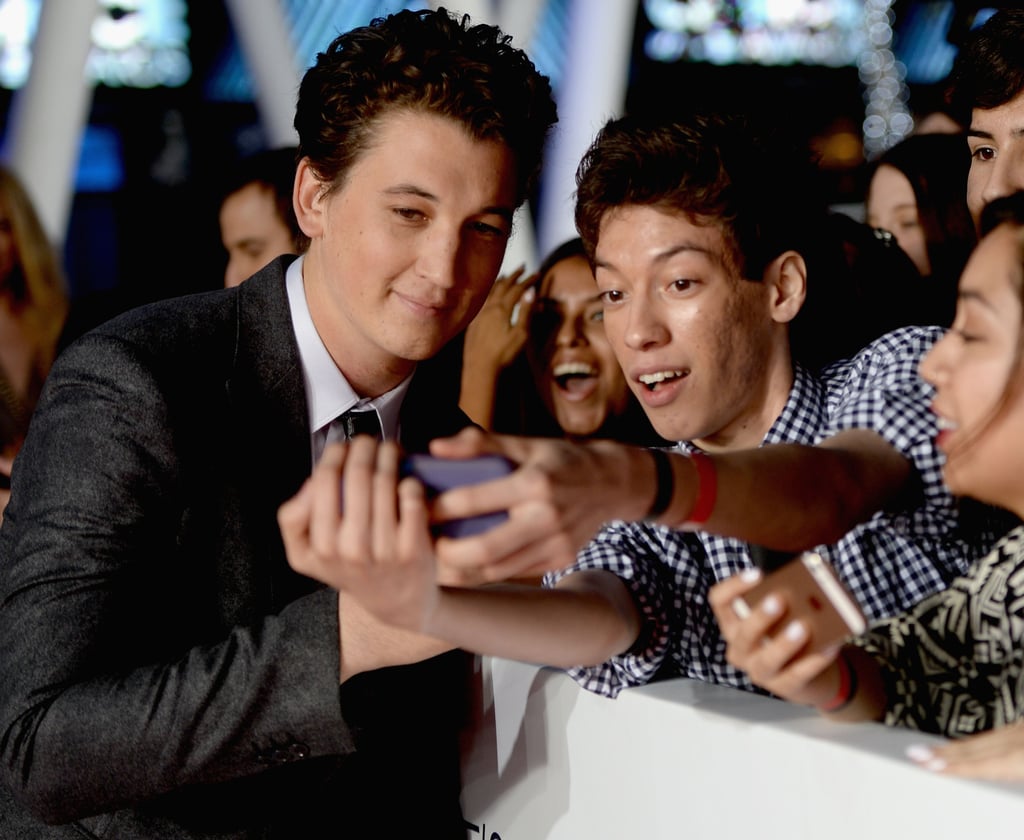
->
xmin=536 ymin=237 xmax=587 ymax=281
xmin=866 ymin=132 xmax=977 ymax=320
xmin=574 ymin=111 xmax=890 ymax=371
xmin=220 ymin=146 xmax=306 ymax=252
xmin=574 ymin=112 xmax=830 ymax=282
xmin=947 ymin=10 xmax=1024 ymax=124
xmin=294 ymin=7 xmax=556 ymax=205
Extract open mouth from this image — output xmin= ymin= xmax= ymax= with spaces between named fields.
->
xmin=553 ymin=361 xmax=598 ymax=395
xmin=637 ymin=370 xmax=686 ymax=392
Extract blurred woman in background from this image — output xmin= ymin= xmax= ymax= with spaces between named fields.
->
xmin=865 ymin=132 xmax=977 ymax=325
xmin=0 ymin=165 xmax=67 ymax=480
xmin=460 ymin=237 xmax=664 ymax=445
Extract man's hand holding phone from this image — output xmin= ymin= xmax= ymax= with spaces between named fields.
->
xmin=281 ymin=438 xmax=517 ymax=636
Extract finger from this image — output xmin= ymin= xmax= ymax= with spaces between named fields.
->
xmin=308 ymin=442 xmax=348 ymax=559
xmin=723 ymin=590 xmax=791 ymax=663
xmin=397 ymin=475 xmax=433 ymax=561
xmin=709 ymin=569 xmax=763 ymax=633
xmin=335 ymin=437 xmax=377 ymax=557
xmin=370 ymin=442 xmax=402 ymax=561
xmin=497 ymin=265 xmax=532 ymax=293
xmin=909 ymin=731 xmax=1024 ymax=780
xmin=509 ymin=285 xmax=536 ymax=329
xmin=436 ymin=510 xmax=577 ymax=582
xmin=428 ymin=426 xmax=504 ymax=459
xmin=918 ymin=721 xmax=1024 ymax=772
xmin=278 ymin=479 xmax=315 ymax=571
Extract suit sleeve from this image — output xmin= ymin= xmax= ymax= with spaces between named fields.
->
xmin=0 ymin=332 xmax=352 ymax=823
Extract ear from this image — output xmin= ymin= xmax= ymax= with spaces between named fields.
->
xmin=293 ymin=157 xmax=325 ymax=239
xmin=763 ymin=250 xmax=807 ymax=325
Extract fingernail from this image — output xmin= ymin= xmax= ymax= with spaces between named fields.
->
xmin=906 ymin=744 xmax=934 ymax=763
xmin=762 ymin=594 xmax=781 ymax=616
xmin=741 ymin=568 xmax=762 ymax=583
xmin=784 ymin=620 xmax=806 ymax=641
xmin=509 ymin=302 xmax=521 ymax=326
xmin=523 ymin=286 xmax=535 ymax=302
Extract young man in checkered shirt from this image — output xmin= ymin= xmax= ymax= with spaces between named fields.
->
xmin=285 ymin=110 xmax=1007 ymax=699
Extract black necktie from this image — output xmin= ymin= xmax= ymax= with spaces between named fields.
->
xmin=340 ymin=408 xmax=382 ymax=441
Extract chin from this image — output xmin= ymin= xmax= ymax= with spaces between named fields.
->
xmin=555 ymin=409 xmax=604 ymax=438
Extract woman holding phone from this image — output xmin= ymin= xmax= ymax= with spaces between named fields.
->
xmin=710 ymin=190 xmax=1024 ymax=781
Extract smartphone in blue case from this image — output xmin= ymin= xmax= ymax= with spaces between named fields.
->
xmin=400 ymin=454 xmax=514 ymax=538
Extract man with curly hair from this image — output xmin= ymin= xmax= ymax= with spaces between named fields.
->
xmin=0 ymin=8 xmax=555 ymax=838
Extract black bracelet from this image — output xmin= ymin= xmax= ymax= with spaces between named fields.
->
xmin=645 ymin=448 xmax=674 ymax=521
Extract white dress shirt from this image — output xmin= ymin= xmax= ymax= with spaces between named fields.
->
xmin=285 ymin=257 xmax=411 ymax=464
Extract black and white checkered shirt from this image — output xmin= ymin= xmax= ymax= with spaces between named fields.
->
xmin=545 ymin=326 xmax=1007 ymax=698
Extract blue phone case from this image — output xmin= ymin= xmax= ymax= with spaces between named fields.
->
xmin=401 ymin=454 xmax=514 ymax=538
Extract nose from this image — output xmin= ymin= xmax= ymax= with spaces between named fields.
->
xmin=416 ymin=227 xmax=461 ymax=289
xmin=555 ymin=312 xmax=587 ymax=348
xmin=981 ymin=151 xmax=1024 ymax=211
xmin=622 ymin=292 xmax=669 ymax=351
xmin=919 ymin=330 xmax=951 ymax=388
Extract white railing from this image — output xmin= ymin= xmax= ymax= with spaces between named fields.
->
xmin=461 ymin=659 xmax=1024 ymax=839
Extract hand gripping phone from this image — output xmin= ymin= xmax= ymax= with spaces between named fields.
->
xmin=400 ymin=454 xmax=514 ymax=538
xmin=732 ymin=549 xmax=867 ymax=653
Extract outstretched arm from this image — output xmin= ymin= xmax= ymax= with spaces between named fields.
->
xmin=429 ymin=427 xmax=912 ymax=583
xmin=281 ymin=438 xmax=642 ymax=668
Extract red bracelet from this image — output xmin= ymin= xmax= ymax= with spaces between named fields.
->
xmin=687 ymin=451 xmax=717 ymax=524
xmin=817 ymin=650 xmax=858 ymax=713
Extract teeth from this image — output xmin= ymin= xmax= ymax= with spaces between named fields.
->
xmin=553 ymin=362 xmax=597 ymax=378
xmin=936 ymin=415 xmax=957 ymax=431
xmin=638 ymin=370 xmax=684 ymax=385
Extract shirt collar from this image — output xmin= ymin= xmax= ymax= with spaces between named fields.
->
xmin=285 ymin=256 xmax=410 ymax=441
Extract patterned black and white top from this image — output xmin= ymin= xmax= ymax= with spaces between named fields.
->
xmin=854 ymin=524 xmax=1024 ymax=736
xmin=545 ymin=327 xmax=1006 ymax=698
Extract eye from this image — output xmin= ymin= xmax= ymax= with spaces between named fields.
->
xmin=670 ymin=278 xmax=693 ymax=293
xmin=953 ymin=326 xmax=981 ymax=344
xmin=393 ymin=207 xmax=426 ymax=221
xmin=599 ymin=289 xmax=624 ymax=305
xmin=589 ymin=309 xmax=604 ymax=323
xmin=470 ymin=220 xmax=508 ymax=238
xmin=971 ymin=145 xmax=996 ymax=163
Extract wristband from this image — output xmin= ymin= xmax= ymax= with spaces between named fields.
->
xmin=687 ymin=450 xmax=717 ymax=525
xmin=645 ymin=448 xmax=674 ymax=521
xmin=818 ymin=649 xmax=859 ymax=713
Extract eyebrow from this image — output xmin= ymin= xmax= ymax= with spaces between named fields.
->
xmin=958 ymin=288 xmax=996 ymax=312
xmin=383 ymin=183 xmax=514 ymax=223
xmin=967 ymin=125 xmax=1024 ymax=142
xmin=593 ymin=242 xmax=715 ymax=272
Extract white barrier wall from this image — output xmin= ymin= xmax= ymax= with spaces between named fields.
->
xmin=461 ymin=660 xmax=1024 ymax=839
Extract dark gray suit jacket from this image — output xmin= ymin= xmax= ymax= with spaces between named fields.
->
xmin=0 ymin=257 xmax=472 ymax=838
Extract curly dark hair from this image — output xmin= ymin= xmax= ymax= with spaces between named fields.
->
xmin=573 ymin=111 xmax=936 ymax=370
xmin=574 ymin=111 xmax=830 ymax=283
xmin=294 ymin=7 xmax=556 ymax=205
xmin=947 ymin=9 xmax=1024 ymax=124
